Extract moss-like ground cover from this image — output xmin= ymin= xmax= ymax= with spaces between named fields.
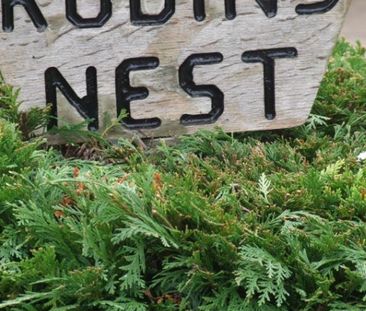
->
xmin=0 ymin=40 xmax=366 ymax=310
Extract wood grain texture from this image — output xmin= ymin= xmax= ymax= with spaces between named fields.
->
xmin=0 ymin=0 xmax=350 ymax=138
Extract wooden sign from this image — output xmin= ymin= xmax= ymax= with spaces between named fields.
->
xmin=0 ymin=0 xmax=350 ymax=138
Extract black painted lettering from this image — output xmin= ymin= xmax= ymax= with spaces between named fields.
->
xmin=242 ymin=48 xmax=298 ymax=120
xmin=66 ymin=0 xmax=112 ymax=28
xmin=255 ymin=0 xmax=277 ymax=18
xmin=2 ymin=0 xmax=47 ymax=32
xmin=115 ymin=57 xmax=161 ymax=130
xmin=179 ymin=53 xmax=224 ymax=126
xmin=296 ymin=0 xmax=339 ymax=15
xmin=193 ymin=0 xmax=205 ymax=21
xmin=45 ymin=67 xmax=99 ymax=131
xmin=130 ymin=0 xmax=175 ymax=26
xmin=193 ymin=0 xmax=237 ymax=21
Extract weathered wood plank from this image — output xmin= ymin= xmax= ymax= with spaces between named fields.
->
xmin=0 ymin=0 xmax=350 ymax=138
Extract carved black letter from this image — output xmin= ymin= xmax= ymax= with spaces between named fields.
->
xmin=255 ymin=0 xmax=277 ymax=18
xmin=296 ymin=0 xmax=339 ymax=15
xmin=193 ymin=0 xmax=237 ymax=21
xmin=179 ymin=53 xmax=224 ymax=126
xmin=115 ymin=57 xmax=161 ymax=130
xmin=2 ymin=0 xmax=47 ymax=32
xmin=130 ymin=0 xmax=175 ymax=26
xmin=66 ymin=0 xmax=112 ymax=28
xmin=242 ymin=48 xmax=298 ymax=120
xmin=45 ymin=67 xmax=99 ymax=131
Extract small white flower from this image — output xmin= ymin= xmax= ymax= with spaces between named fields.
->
xmin=357 ymin=152 xmax=366 ymax=162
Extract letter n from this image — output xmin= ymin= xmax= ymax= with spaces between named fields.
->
xmin=45 ymin=67 xmax=99 ymax=131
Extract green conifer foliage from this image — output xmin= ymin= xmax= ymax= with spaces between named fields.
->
xmin=0 ymin=40 xmax=366 ymax=310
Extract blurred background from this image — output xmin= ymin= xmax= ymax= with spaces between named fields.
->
xmin=341 ymin=0 xmax=366 ymax=46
